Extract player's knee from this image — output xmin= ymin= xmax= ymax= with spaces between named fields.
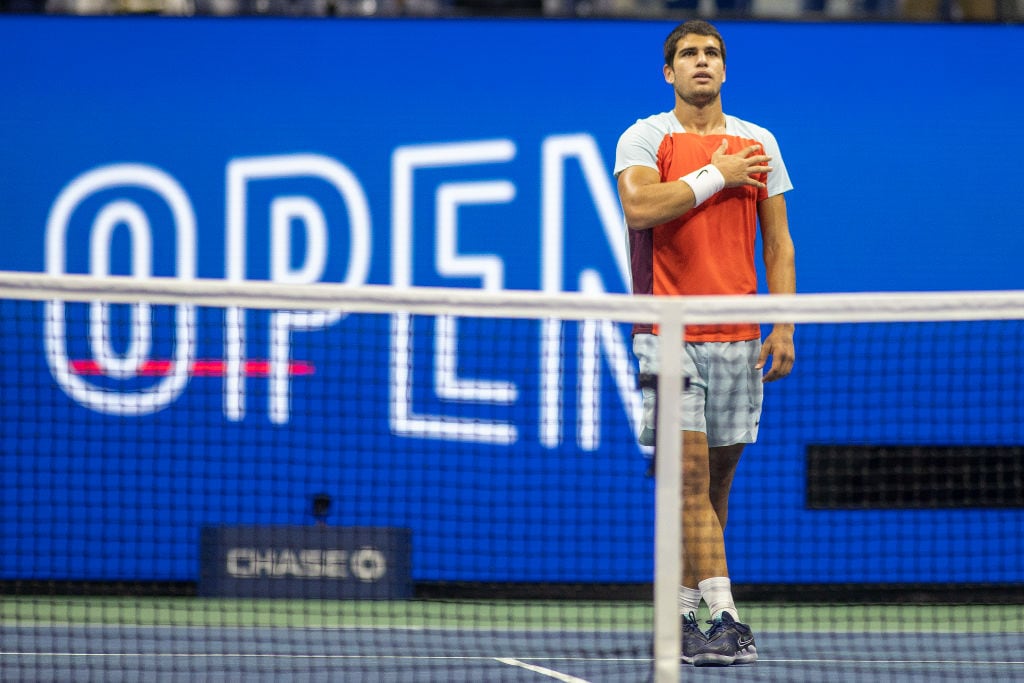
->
xmin=681 ymin=462 xmax=711 ymax=498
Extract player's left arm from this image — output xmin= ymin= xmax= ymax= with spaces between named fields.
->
xmin=757 ymin=192 xmax=796 ymax=382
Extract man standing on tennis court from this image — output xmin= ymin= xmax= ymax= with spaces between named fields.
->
xmin=614 ymin=20 xmax=796 ymax=666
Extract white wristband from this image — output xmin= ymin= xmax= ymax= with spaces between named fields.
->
xmin=679 ymin=164 xmax=725 ymax=207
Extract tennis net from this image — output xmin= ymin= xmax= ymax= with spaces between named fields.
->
xmin=1 ymin=271 xmax=1023 ymax=682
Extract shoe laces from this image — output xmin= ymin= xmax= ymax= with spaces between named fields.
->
xmin=704 ymin=617 xmax=729 ymax=640
xmin=682 ymin=612 xmax=702 ymax=632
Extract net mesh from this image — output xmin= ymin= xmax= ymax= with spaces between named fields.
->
xmin=1 ymin=272 xmax=1023 ymax=682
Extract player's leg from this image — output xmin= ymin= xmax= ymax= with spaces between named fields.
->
xmin=682 ymin=429 xmax=758 ymax=667
xmin=708 ymin=444 xmax=744 ymax=531
xmin=681 ymin=429 xmax=728 ymax=588
xmin=679 ymin=428 xmax=728 ymax=664
xmin=693 ymin=444 xmax=757 ymax=666
xmin=692 ymin=340 xmax=763 ymax=666
xmin=634 ymin=334 xmax=717 ymax=662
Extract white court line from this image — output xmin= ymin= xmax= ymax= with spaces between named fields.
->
xmin=2 ymin=653 xmax=484 ymax=660
xmin=495 ymin=657 xmax=591 ymax=682
xmin=760 ymin=657 xmax=1024 ymax=666
xmin=3 ymin=652 xmax=611 ymax=666
xmin=7 ymin=651 xmax=599 ymax=680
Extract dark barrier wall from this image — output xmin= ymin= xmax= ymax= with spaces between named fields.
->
xmin=1 ymin=17 xmax=1022 ymax=584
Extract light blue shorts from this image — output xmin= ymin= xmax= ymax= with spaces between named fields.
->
xmin=633 ymin=334 xmax=763 ymax=448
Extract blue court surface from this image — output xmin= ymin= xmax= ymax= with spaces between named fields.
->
xmin=3 ymin=623 xmax=1023 ymax=682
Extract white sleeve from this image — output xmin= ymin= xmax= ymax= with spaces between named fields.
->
xmin=614 ymin=119 xmax=662 ymax=178
xmin=758 ymin=129 xmax=793 ymax=198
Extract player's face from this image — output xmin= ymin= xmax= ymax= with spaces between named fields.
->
xmin=663 ymin=34 xmax=726 ymax=106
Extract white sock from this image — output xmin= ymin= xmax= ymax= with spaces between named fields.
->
xmin=678 ymin=586 xmax=701 ymax=615
xmin=698 ymin=576 xmax=738 ymax=621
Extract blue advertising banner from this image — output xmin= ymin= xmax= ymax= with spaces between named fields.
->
xmin=198 ymin=526 xmax=413 ymax=598
xmin=1 ymin=16 xmax=1022 ymax=585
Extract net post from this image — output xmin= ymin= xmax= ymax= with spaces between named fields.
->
xmin=652 ymin=308 xmax=683 ymax=683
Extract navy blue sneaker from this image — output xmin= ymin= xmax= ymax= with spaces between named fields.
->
xmin=692 ymin=612 xmax=758 ymax=666
xmin=681 ymin=611 xmax=707 ymax=664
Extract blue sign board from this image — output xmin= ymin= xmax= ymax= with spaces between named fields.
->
xmin=198 ymin=526 xmax=413 ymax=599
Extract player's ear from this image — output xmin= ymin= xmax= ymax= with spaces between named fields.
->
xmin=663 ymin=63 xmax=674 ymax=85
xmin=722 ymin=64 xmax=727 ymax=84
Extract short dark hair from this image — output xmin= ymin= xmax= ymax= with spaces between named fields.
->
xmin=663 ymin=20 xmax=726 ymax=66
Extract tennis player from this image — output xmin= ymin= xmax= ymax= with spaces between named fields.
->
xmin=614 ymin=20 xmax=796 ymax=666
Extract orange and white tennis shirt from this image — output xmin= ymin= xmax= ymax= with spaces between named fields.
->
xmin=614 ymin=111 xmax=793 ymax=342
